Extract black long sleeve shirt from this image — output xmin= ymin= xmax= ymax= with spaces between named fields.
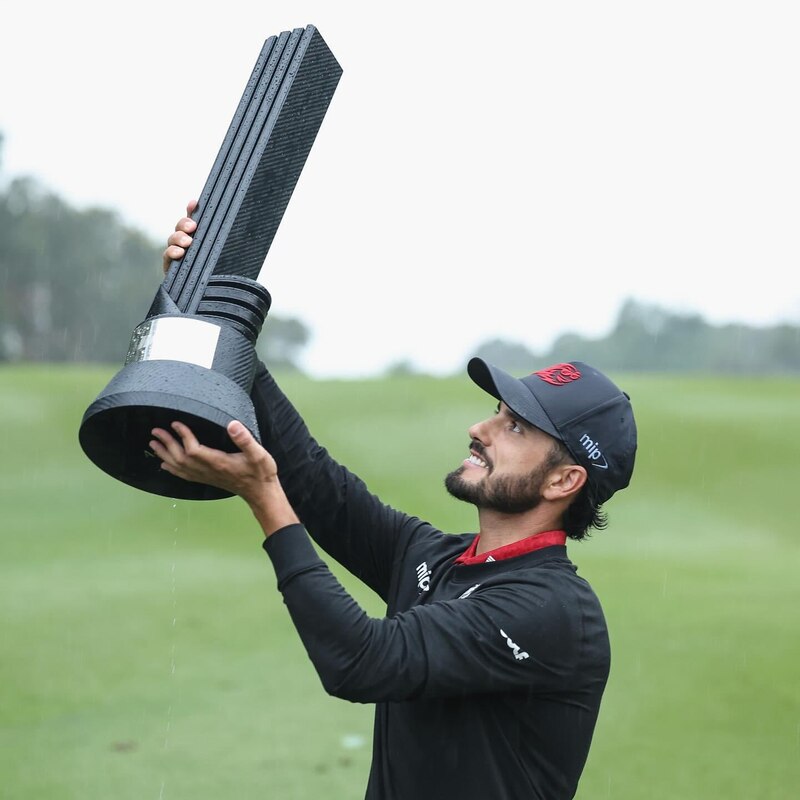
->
xmin=252 ymin=364 xmax=611 ymax=800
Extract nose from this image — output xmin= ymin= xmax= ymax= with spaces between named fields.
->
xmin=468 ymin=416 xmax=492 ymax=444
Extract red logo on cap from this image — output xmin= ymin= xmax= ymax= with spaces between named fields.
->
xmin=534 ymin=363 xmax=581 ymax=386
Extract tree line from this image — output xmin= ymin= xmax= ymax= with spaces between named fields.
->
xmin=0 ymin=136 xmax=308 ymax=370
xmin=1 ymin=136 xmax=797 ymax=375
xmin=472 ymin=299 xmax=800 ymax=375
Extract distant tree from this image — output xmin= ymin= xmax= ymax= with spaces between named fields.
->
xmin=256 ymin=315 xmax=311 ymax=372
xmin=0 ymin=135 xmax=313 ymax=370
xmin=468 ymin=299 xmax=800 ymax=375
xmin=0 ymin=173 xmax=161 ymax=362
xmin=383 ymin=359 xmax=423 ymax=377
xmin=470 ymin=338 xmax=541 ymax=374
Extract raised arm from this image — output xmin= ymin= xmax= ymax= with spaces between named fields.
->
xmin=149 ymin=422 xmax=603 ymax=703
xmin=247 ymin=362 xmax=435 ymax=597
xmin=159 ymin=210 xmax=437 ymax=598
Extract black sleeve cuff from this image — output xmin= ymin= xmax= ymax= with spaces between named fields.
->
xmin=262 ymin=524 xmax=325 ymax=588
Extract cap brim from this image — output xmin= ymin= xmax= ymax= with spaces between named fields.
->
xmin=467 ymin=358 xmax=562 ymax=441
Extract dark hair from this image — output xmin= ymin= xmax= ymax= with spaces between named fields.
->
xmin=546 ymin=440 xmax=608 ymax=542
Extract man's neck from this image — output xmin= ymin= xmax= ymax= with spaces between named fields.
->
xmin=475 ymin=506 xmax=563 ymax=555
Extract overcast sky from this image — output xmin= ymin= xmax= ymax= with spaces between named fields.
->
xmin=2 ymin=0 xmax=798 ymax=377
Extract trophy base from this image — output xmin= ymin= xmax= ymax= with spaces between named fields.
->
xmin=79 ymin=360 xmax=260 ymax=500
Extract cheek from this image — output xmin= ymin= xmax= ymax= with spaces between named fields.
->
xmin=503 ymin=443 xmax=547 ymax=474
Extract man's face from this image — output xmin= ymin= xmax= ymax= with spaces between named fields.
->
xmin=445 ymin=402 xmax=562 ymax=514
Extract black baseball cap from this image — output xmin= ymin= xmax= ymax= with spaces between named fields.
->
xmin=467 ymin=359 xmax=637 ymax=504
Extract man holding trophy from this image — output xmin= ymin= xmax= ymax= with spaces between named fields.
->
xmin=149 ymin=202 xmax=638 ymax=800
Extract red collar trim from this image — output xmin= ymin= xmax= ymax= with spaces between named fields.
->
xmin=455 ymin=530 xmax=567 ymax=565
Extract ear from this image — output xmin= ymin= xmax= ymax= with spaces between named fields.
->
xmin=542 ymin=464 xmax=587 ymax=502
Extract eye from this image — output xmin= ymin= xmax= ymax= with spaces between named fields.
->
xmin=509 ymin=420 xmax=522 ymax=434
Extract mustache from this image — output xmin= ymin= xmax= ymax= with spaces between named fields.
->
xmin=470 ymin=439 xmax=492 ymax=468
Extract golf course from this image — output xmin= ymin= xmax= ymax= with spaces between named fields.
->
xmin=1 ymin=364 xmax=798 ymax=799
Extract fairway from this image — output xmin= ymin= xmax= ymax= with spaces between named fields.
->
xmin=1 ymin=365 xmax=798 ymax=799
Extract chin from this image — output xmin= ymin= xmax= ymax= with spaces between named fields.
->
xmin=444 ymin=468 xmax=480 ymax=504
xmin=444 ymin=464 xmax=546 ymax=515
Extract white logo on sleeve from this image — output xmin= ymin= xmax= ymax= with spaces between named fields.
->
xmin=416 ymin=561 xmax=431 ymax=593
xmin=459 ymin=584 xmax=481 ymax=599
xmin=500 ymin=629 xmax=530 ymax=661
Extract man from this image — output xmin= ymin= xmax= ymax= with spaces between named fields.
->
xmin=151 ymin=207 xmax=637 ymax=799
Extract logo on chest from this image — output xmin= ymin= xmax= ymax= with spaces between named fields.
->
xmin=415 ymin=561 xmax=432 ymax=593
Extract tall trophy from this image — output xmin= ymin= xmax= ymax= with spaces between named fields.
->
xmin=79 ymin=26 xmax=342 ymax=500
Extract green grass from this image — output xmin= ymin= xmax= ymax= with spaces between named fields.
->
xmin=1 ymin=365 xmax=798 ymax=799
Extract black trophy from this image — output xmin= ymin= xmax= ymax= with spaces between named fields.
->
xmin=79 ymin=26 xmax=342 ymax=500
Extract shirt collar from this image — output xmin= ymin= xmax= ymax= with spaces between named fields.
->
xmin=454 ymin=529 xmax=568 ymax=565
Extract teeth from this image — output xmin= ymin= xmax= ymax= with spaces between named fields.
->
xmin=468 ymin=454 xmax=488 ymax=468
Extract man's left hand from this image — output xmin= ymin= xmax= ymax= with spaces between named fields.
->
xmin=149 ymin=420 xmax=299 ymax=536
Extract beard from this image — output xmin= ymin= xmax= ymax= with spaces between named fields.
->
xmin=444 ymin=460 xmax=550 ymax=515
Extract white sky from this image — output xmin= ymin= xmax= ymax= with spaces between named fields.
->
xmin=2 ymin=0 xmax=798 ymax=377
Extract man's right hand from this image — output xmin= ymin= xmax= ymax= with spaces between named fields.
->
xmin=162 ymin=200 xmax=199 ymax=275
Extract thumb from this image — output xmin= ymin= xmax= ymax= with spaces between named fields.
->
xmin=227 ymin=421 xmax=276 ymax=477
xmin=227 ymin=420 xmax=255 ymax=451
